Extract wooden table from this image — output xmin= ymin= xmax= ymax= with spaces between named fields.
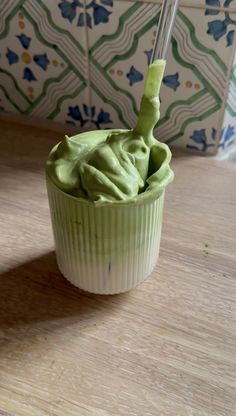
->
xmin=0 ymin=119 xmax=236 ymax=416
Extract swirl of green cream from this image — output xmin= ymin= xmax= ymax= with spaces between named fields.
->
xmin=46 ymin=60 xmax=174 ymax=205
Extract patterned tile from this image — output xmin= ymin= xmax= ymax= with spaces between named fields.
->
xmin=0 ymin=0 xmax=88 ymax=123
xmin=87 ymin=1 xmax=235 ymax=153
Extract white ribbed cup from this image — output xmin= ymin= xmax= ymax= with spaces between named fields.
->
xmin=46 ymin=175 xmax=165 ymax=294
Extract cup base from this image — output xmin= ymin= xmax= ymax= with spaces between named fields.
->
xmin=47 ymin=176 xmax=165 ymax=294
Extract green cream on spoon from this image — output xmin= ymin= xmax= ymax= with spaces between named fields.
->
xmin=133 ymin=59 xmax=165 ymax=143
xmin=46 ymin=59 xmax=174 ymax=204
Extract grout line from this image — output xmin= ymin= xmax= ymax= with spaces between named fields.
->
xmin=118 ymin=0 xmax=236 ymax=12
xmin=83 ymin=0 xmax=93 ymax=129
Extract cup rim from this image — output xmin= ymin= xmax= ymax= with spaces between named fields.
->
xmin=46 ymin=172 xmax=167 ymax=208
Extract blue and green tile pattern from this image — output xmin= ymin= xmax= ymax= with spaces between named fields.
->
xmin=0 ymin=0 xmax=235 ymax=154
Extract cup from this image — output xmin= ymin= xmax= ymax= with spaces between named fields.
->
xmin=46 ymin=130 xmax=173 ymax=294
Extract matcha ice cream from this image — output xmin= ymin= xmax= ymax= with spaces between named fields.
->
xmin=46 ymin=60 xmax=173 ymax=205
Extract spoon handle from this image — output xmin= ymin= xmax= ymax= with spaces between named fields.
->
xmin=151 ymin=0 xmax=180 ymax=62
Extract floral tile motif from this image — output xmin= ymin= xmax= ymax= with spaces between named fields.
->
xmin=65 ymin=104 xmax=113 ymax=129
xmin=52 ymin=86 xmax=89 ymax=130
xmin=184 ymin=116 xmax=221 ymax=154
xmin=86 ymin=89 xmax=124 ymax=130
xmin=205 ymin=3 xmax=236 ymax=48
xmin=218 ymin=123 xmax=235 ymax=150
xmin=0 ymin=13 xmax=65 ymax=110
xmin=58 ymin=0 xmax=113 ymax=29
xmin=52 ymin=86 xmax=116 ymax=132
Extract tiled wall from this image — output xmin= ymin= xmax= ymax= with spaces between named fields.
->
xmin=0 ymin=0 xmax=236 ymax=154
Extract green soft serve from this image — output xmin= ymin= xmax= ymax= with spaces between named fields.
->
xmin=46 ymin=60 xmax=174 ymax=205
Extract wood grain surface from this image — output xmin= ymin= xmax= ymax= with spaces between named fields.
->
xmin=0 ymin=120 xmax=236 ymax=416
